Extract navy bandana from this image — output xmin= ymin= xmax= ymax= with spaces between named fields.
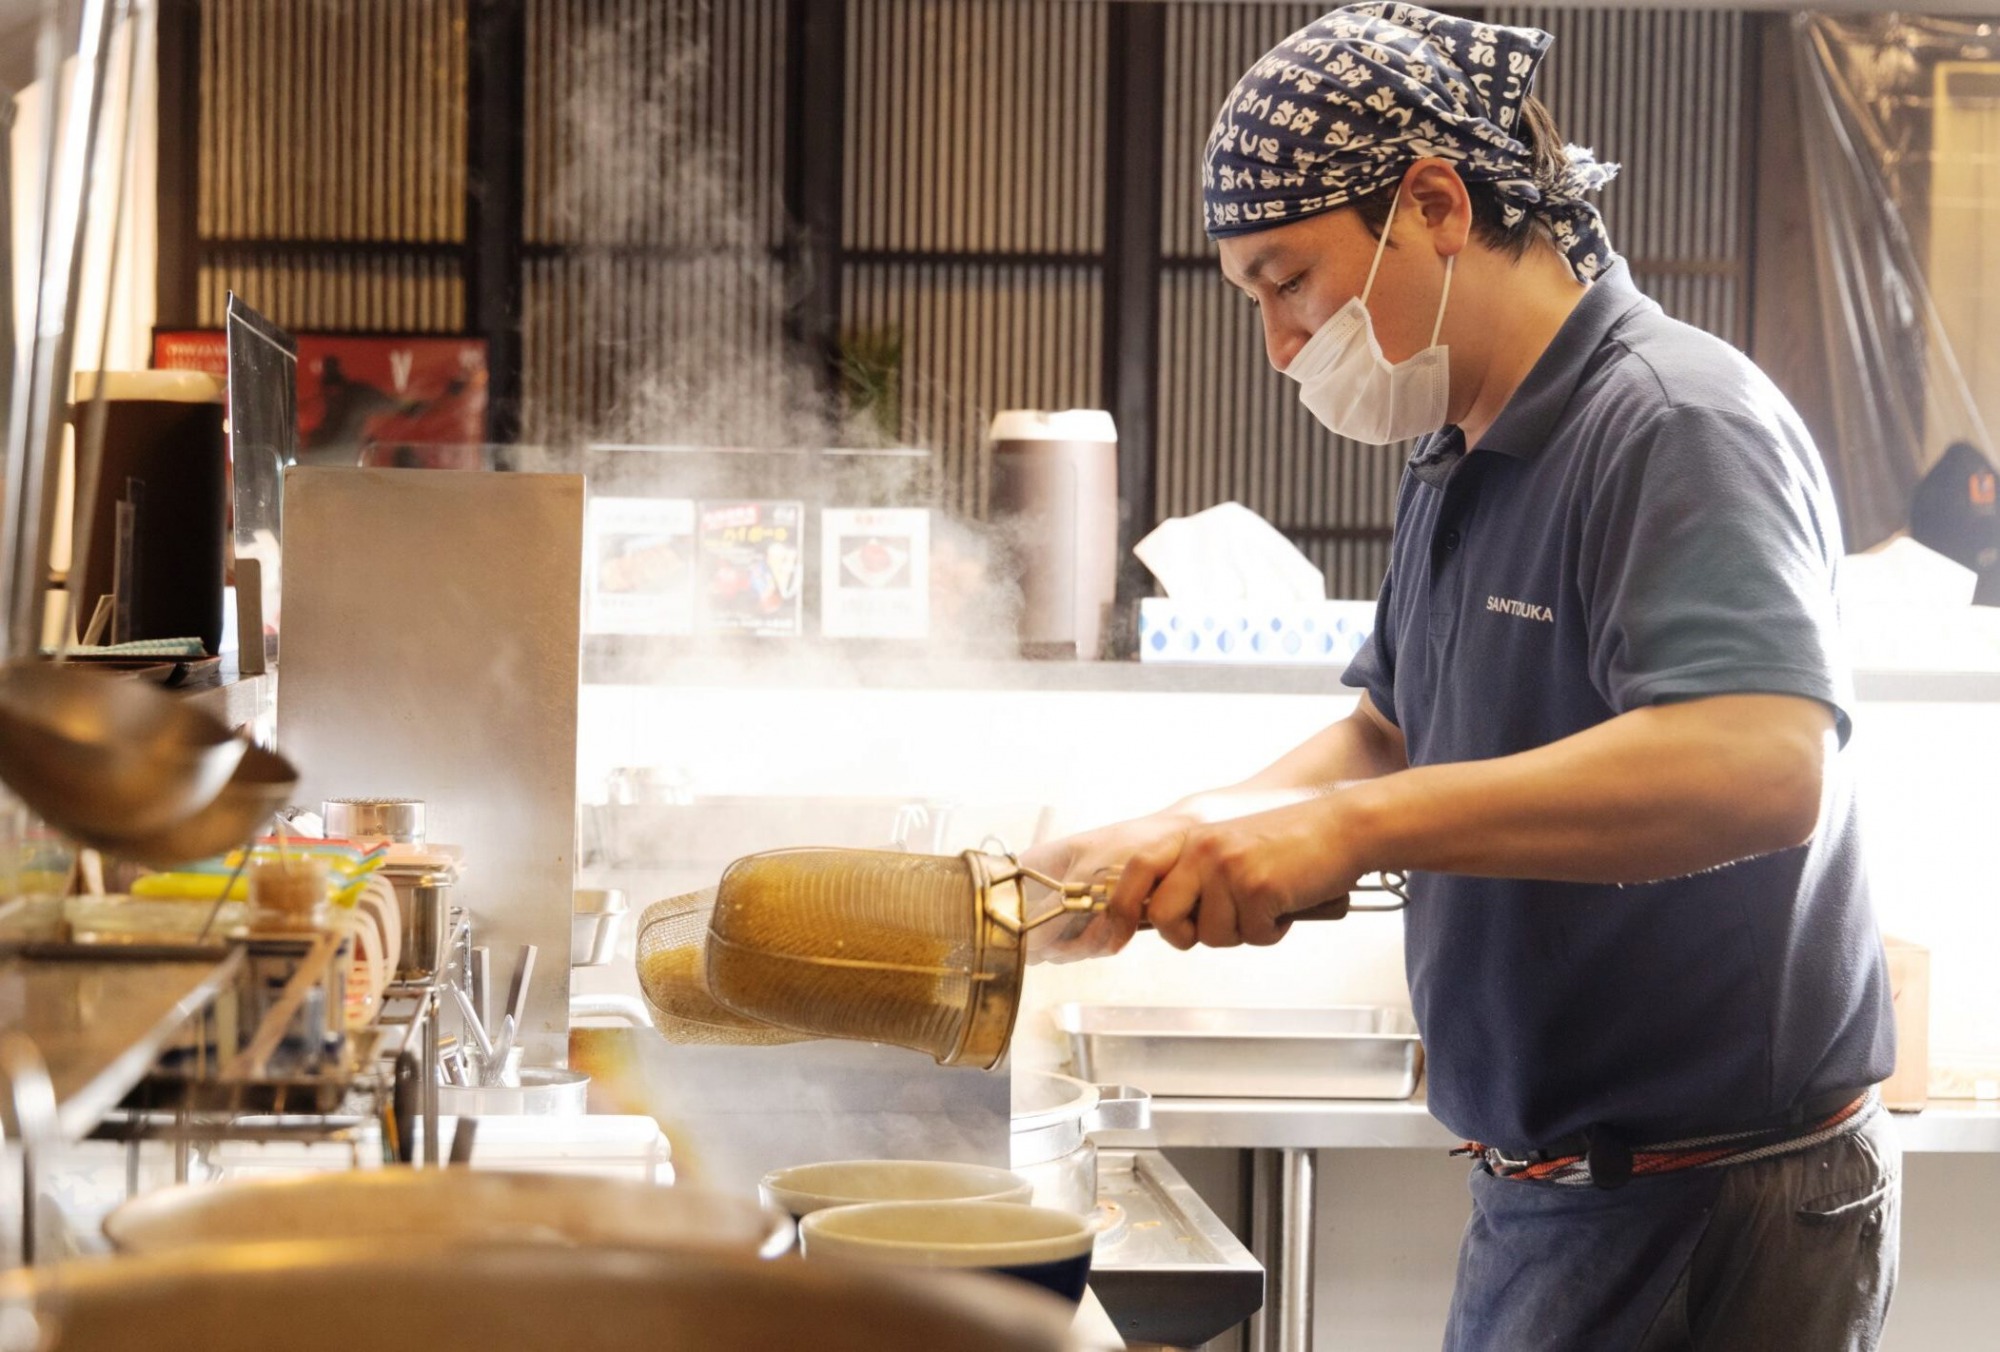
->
xmin=1201 ymin=2 xmax=1619 ymax=281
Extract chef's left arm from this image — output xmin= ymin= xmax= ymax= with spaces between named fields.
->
xmin=1112 ymin=690 xmax=1833 ymax=949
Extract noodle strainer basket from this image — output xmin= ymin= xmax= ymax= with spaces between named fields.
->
xmin=698 ymin=847 xmax=1406 ymax=1070
xmin=634 ymin=888 xmax=809 ymax=1047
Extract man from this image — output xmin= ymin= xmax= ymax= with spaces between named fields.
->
xmin=1030 ymin=6 xmax=1899 ymax=1348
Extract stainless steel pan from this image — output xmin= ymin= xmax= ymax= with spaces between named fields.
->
xmin=0 ymin=1241 xmax=1085 ymax=1352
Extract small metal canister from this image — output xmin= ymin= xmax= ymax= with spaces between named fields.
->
xmin=322 ymin=798 xmax=426 ymax=845
xmin=386 ymin=871 xmax=452 ymax=979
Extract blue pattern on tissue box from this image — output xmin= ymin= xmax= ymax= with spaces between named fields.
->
xmin=1137 ymin=599 xmax=1375 ymax=664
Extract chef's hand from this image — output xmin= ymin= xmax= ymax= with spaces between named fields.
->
xmin=1104 ymin=797 xmax=1365 ymax=949
xmin=1019 ymin=810 xmax=1198 ymax=964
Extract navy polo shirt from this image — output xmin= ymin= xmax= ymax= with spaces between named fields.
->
xmin=1342 ymin=259 xmax=1895 ymax=1153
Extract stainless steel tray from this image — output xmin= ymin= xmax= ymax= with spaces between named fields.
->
xmin=1055 ymin=1003 xmax=1423 ymax=1100
xmin=1091 ymin=1149 xmax=1263 ymax=1348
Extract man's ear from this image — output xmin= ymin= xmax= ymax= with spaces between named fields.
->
xmin=1402 ymin=159 xmax=1471 ymax=255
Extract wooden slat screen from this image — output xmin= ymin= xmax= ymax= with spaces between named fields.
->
xmin=193 ymin=0 xmax=466 ymax=330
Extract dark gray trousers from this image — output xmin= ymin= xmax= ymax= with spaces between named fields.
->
xmin=1635 ymin=1111 xmax=1900 ymax=1352
xmin=1444 ymin=1110 xmax=1900 ymax=1352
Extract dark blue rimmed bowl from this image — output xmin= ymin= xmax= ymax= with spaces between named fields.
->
xmin=799 ymin=1200 xmax=1094 ymax=1305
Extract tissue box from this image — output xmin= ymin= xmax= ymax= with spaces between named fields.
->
xmin=1137 ymin=598 xmax=1375 ymax=665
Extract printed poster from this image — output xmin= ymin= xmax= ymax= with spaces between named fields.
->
xmin=586 ymin=497 xmax=696 ymax=635
xmin=697 ymin=500 xmax=804 ymax=637
xmin=820 ymin=507 xmax=929 ymax=640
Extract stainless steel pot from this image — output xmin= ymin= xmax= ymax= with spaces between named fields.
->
xmin=572 ymin=886 xmax=628 ymax=966
xmin=437 ymin=1066 xmax=589 ymax=1116
xmin=1010 ymin=1069 xmax=1151 ymax=1216
xmin=0 ymin=1242 xmax=1085 ymax=1351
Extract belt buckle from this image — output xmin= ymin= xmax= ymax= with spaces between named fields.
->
xmin=1487 ymin=1146 xmax=1534 ymax=1173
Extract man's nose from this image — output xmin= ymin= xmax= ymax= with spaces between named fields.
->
xmin=1264 ymin=310 xmax=1308 ymax=374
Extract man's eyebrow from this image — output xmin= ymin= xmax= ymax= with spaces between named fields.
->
xmin=1238 ymin=244 xmax=1285 ymax=284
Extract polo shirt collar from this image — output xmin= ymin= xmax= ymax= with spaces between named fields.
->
xmin=1475 ymin=256 xmax=1652 ymax=460
xmin=1405 ymin=257 xmax=1653 ymax=488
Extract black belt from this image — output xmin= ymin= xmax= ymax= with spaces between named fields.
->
xmin=1490 ymin=1084 xmax=1871 ymax=1190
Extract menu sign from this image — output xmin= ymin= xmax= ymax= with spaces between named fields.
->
xmin=697 ymin=500 xmax=804 ymax=637
xmin=585 ymin=497 xmax=695 ymax=635
xmin=821 ymin=507 xmax=929 ymax=640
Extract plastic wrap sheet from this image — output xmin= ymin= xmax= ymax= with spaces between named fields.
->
xmin=1795 ymin=14 xmax=1998 ymax=549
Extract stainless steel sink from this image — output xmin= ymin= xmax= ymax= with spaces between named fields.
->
xmin=1055 ymin=1004 xmax=1423 ymax=1100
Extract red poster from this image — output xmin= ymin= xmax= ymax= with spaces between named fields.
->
xmin=152 ymin=330 xmax=227 ymax=377
xmin=296 ymin=336 xmax=487 ymax=464
xmin=154 ymin=331 xmax=488 ymax=464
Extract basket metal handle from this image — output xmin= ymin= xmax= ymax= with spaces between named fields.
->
xmin=995 ymin=858 xmax=1409 ymax=935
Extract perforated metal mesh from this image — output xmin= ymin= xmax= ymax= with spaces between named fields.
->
xmin=704 ymin=849 xmax=981 ymax=1062
xmin=634 ymin=889 xmax=807 ymax=1046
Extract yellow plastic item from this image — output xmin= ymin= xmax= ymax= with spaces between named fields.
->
xmin=131 ymin=873 xmax=249 ymax=902
xmin=130 ymin=871 xmax=363 ymax=907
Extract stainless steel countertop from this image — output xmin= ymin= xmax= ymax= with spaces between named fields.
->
xmin=1090 ymin=1150 xmax=1263 ymax=1350
xmin=1094 ymin=1095 xmax=2000 ymax=1155
xmin=0 ymin=949 xmax=243 ymax=1137
xmin=1072 ymin=1287 xmax=1124 ymax=1351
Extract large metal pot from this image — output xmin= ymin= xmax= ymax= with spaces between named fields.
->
xmin=0 ymin=1242 xmax=1085 ymax=1352
xmin=103 ymin=1170 xmax=791 ymax=1259
xmin=1010 ymin=1070 xmax=1151 ymax=1216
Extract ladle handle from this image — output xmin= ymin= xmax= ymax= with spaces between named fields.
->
xmin=1273 ymin=896 xmax=1353 ymax=923
xmin=1008 ymin=865 xmax=1407 ymax=935
xmin=1094 ymin=868 xmax=1406 ymax=921
xmin=1130 ymin=892 xmax=1351 ymax=929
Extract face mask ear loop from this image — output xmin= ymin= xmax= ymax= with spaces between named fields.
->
xmin=1429 ymin=254 xmax=1455 ymax=348
xmin=1359 ymin=190 xmax=1399 ymax=308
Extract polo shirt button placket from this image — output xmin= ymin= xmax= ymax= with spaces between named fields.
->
xmin=1429 ymin=515 xmax=1467 ymax=642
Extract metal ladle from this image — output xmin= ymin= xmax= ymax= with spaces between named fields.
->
xmin=91 ymin=742 xmax=298 ymax=869
xmin=0 ymin=663 xmax=247 ymax=840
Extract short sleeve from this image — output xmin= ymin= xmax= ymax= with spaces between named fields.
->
xmin=1578 ymin=403 xmax=1854 ymax=742
xmin=1340 ymin=563 xmax=1399 ymax=725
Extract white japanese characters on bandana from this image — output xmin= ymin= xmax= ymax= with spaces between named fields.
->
xmin=1201 ymin=2 xmax=1620 ymax=282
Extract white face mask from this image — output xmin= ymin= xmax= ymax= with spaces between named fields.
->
xmin=1283 ymin=199 xmax=1455 ymax=446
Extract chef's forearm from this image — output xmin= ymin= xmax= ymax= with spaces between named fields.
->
xmin=1329 ymin=693 xmax=1833 ymax=886
xmin=1162 ymin=699 xmax=1406 ymax=826
xmin=1213 ymin=693 xmax=1407 ymax=804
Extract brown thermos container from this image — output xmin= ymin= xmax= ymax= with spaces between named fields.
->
xmin=987 ymin=409 xmax=1118 ymax=660
xmin=70 ymin=370 xmax=228 ymax=652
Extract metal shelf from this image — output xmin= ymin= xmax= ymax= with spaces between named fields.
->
xmin=1093 ymin=1095 xmax=2000 ymax=1155
xmin=90 ymin=915 xmax=471 ymax=1169
xmin=582 ymin=638 xmax=2000 ymax=705
xmin=582 ymin=638 xmax=1352 ymax=696
xmin=1851 ymin=668 xmax=2000 ymax=704
xmin=0 ymin=947 xmax=244 ymax=1140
